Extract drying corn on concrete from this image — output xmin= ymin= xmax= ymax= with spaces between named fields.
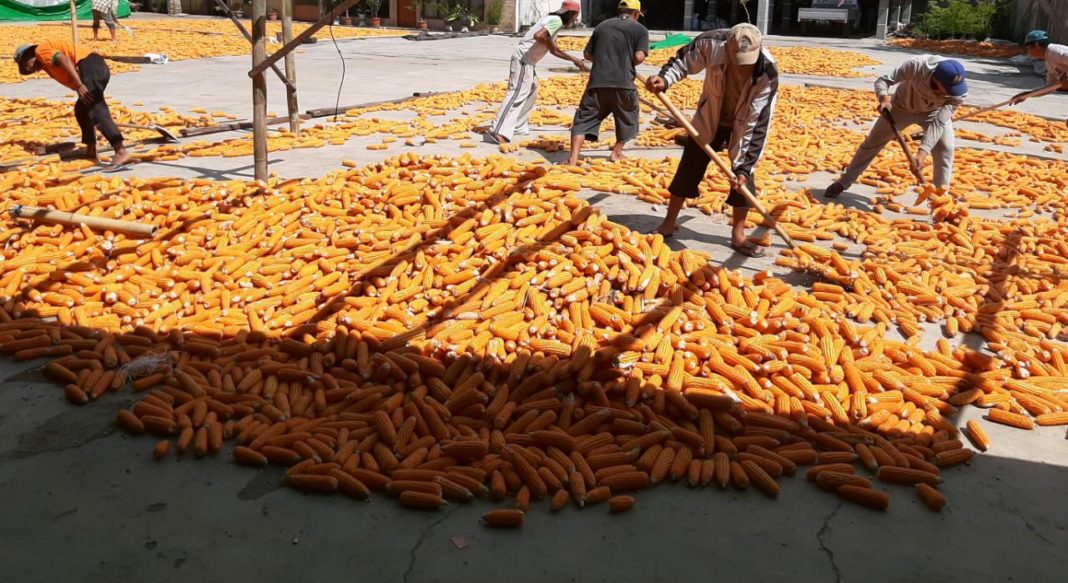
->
xmin=888 ymin=38 xmax=1023 ymax=59
xmin=0 ymin=19 xmax=405 ymax=85
xmin=556 ymin=37 xmax=881 ymax=77
xmin=2 ymin=25 xmax=1068 ymax=581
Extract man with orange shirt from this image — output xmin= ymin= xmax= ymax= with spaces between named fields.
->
xmin=14 ymin=41 xmax=130 ymax=169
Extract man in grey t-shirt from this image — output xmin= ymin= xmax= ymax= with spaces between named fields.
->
xmin=565 ymin=0 xmax=649 ymax=165
xmin=1016 ymin=30 xmax=1068 ymax=129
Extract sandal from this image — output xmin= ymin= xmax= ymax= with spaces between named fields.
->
xmin=730 ymin=240 xmax=766 ymax=258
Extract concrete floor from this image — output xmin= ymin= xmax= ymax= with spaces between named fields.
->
xmin=1 ymin=24 xmax=1068 ymax=582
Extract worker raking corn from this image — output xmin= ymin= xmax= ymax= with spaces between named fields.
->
xmin=646 ymin=24 xmax=779 ymax=258
xmin=1015 ymin=30 xmax=1068 ymax=128
xmin=485 ymin=1 xmax=584 ymax=145
xmin=14 ymin=41 xmax=131 ymax=170
xmin=825 ymin=56 xmax=967 ymax=198
xmin=565 ymin=0 xmax=649 ymax=166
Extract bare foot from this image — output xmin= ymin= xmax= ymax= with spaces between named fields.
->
xmin=563 ymin=158 xmax=580 ymax=166
xmin=609 ymin=153 xmax=628 ymax=162
xmin=107 ymin=148 xmax=132 ymax=169
xmin=84 ymin=147 xmax=101 ymax=165
xmin=654 ymin=223 xmax=677 ymax=237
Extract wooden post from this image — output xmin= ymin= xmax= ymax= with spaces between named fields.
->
xmin=282 ymin=0 xmax=301 ymax=135
xmin=69 ymin=0 xmax=78 ymax=47
xmin=252 ymin=0 xmax=268 ymax=181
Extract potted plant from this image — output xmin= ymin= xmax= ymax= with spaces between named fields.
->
xmin=340 ymin=0 xmax=353 ymax=25
xmin=366 ymin=0 xmax=383 ymax=26
xmin=436 ymin=0 xmax=474 ymax=31
xmin=415 ymin=0 xmax=428 ymax=29
xmin=485 ymin=0 xmax=502 ymax=32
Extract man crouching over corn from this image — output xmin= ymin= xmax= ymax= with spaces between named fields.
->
xmin=645 ymin=24 xmax=778 ymax=258
xmin=824 ymin=57 xmax=967 ymax=199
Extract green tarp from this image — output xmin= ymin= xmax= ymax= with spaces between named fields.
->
xmin=650 ymin=33 xmax=693 ymax=51
xmin=0 ymin=0 xmax=132 ymax=22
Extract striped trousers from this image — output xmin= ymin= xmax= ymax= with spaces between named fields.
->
xmin=490 ymin=57 xmax=538 ymax=142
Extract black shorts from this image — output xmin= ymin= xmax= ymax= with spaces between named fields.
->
xmin=667 ymin=125 xmax=756 ymax=208
xmin=570 ymin=88 xmax=640 ymax=143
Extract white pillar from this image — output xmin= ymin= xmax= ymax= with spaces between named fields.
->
xmin=684 ymin=0 xmax=694 ymax=31
xmin=900 ymin=0 xmax=912 ymax=24
xmin=755 ymin=0 xmax=772 ymax=34
xmin=875 ymin=0 xmax=889 ymax=39
xmin=890 ymin=0 xmax=901 ymax=31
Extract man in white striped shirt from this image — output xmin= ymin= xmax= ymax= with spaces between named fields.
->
xmin=485 ymin=2 xmax=584 ymax=145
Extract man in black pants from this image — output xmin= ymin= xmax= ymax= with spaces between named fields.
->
xmin=14 ymin=41 xmax=130 ymax=169
xmin=645 ymin=24 xmax=778 ymax=256
xmin=565 ymin=0 xmax=649 ymax=165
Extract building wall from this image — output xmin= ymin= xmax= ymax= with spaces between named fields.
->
xmin=501 ymin=0 xmax=517 ymax=31
xmin=1012 ymin=0 xmax=1067 ymax=43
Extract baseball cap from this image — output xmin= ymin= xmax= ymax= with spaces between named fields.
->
xmin=1023 ymin=30 xmax=1050 ymax=46
xmin=560 ymin=0 xmax=580 ymax=13
xmin=13 ymin=44 xmax=33 ymax=64
xmin=618 ymin=0 xmax=641 ymax=12
xmin=932 ymin=59 xmax=968 ymax=97
xmin=13 ymin=44 xmax=36 ymax=74
xmin=728 ymin=23 xmax=762 ymax=66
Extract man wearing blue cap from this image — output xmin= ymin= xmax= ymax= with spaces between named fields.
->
xmin=825 ymin=56 xmax=967 ymax=199
xmin=1015 ymin=30 xmax=1068 ymax=128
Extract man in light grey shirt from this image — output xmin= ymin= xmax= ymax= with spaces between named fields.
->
xmin=825 ymin=56 xmax=967 ymax=199
xmin=1017 ymin=30 xmax=1068 ymax=129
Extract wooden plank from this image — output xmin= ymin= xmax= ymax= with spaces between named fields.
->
xmin=303 ymin=92 xmax=438 ymax=118
xmin=247 ymin=0 xmax=361 ymax=79
xmin=179 ymin=115 xmax=308 ymax=137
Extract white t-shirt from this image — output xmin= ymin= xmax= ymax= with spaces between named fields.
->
xmin=1046 ymin=43 xmax=1068 ymax=85
xmin=513 ymin=15 xmax=564 ymax=66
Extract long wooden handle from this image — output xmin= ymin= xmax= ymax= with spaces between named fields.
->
xmin=637 ymin=74 xmax=797 ymax=249
xmin=11 ymin=205 xmax=157 ymax=237
xmin=955 ymin=82 xmax=1063 ymax=123
xmin=881 ymin=109 xmax=925 ymax=185
xmin=69 ymin=0 xmax=78 ymax=48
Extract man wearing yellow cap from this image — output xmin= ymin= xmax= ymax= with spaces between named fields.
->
xmin=14 ymin=42 xmax=130 ymax=169
xmin=646 ymin=24 xmax=779 ymax=257
xmin=565 ymin=0 xmax=649 ymax=166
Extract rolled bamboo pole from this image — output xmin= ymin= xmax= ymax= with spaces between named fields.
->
xmin=10 ymin=205 xmax=157 ymax=237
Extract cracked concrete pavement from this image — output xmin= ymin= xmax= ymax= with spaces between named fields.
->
xmin=1 ymin=23 xmax=1068 ymax=583
xmin=817 ymin=501 xmax=844 ymax=583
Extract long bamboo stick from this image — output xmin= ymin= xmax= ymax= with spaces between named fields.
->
xmin=10 ymin=205 xmax=157 ymax=237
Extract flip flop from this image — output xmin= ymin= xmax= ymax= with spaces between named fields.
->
xmin=731 ymin=241 xmax=766 ymax=258
xmin=101 ymin=163 xmax=132 ymax=174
